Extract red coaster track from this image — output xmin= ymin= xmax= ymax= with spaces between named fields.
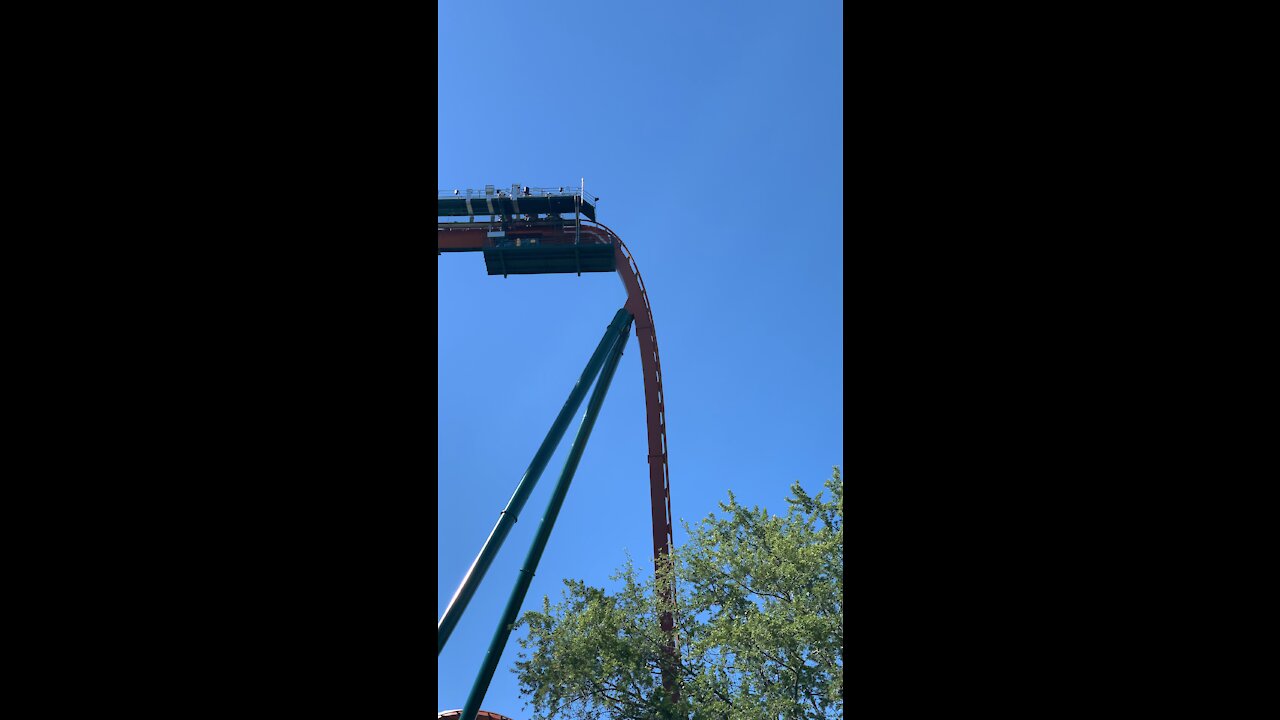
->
xmin=437 ymin=221 xmax=671 ymax=573
xmin=437 ymin=217 xmax=677 ymax=692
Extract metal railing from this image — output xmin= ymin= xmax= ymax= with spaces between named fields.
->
xmin=438 ymin=184 xmax=598 ymax=204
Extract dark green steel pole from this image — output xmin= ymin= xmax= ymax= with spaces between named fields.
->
xmin=438 ymin=307 xmax=630 ymax=655
xmin=459 ymin=313 xmax=634 ymax=720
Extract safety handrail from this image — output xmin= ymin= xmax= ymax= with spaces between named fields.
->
xmin=438 ymin=185 xmax=598 ymax=204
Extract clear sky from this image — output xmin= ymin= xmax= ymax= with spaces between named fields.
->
xmin=438 ymin=1 xmax=843 ymax=715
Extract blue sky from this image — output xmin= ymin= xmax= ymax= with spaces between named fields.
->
xmin=438 ymin=2 xmax=842 ymax=715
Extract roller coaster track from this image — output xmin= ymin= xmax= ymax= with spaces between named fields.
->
xmin=437 ymin=217 xmax=677 ymax=697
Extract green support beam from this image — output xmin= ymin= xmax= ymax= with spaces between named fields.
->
xmin=438 ymin=308 xmax=632 ymax=654
xmin=459 ymin=312 xmax=634 ymax=720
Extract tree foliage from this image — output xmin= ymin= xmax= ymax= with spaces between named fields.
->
xmin=514 ymin=468 xmax=843 ymax=719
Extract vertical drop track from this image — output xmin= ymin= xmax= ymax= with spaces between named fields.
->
xmin=437 ymin=216 xmax=678 ymax=705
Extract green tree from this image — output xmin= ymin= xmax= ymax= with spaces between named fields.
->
xmin=514 ymin=468 xmax=843 ymax=719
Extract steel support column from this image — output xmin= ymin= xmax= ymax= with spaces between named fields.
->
xmin=460 ymin=312 xmax=634 ymax=720
xmin=438 ymin=307 xmax=631 ymax=654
